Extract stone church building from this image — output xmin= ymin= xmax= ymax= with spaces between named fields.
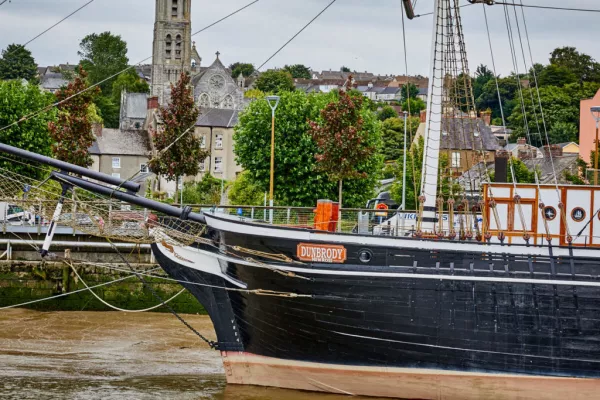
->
xmin=114 ymin=0 xmax=249 ymax=197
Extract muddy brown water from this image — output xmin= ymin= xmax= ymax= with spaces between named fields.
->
xmin=0 ymin=309 xmax=383 ymax=400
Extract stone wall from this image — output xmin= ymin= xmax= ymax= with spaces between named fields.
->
xmin=0 ymin=260 xmax=206 ymax=314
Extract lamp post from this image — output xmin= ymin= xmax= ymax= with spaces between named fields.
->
xmin=266 ymin=95 xmax=281 ymax=223
xmin=592 ymin=106 xmax=600 ymax=186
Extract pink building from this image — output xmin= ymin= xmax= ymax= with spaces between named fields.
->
xmin=580 ymin=88 xmax=600 ymax=164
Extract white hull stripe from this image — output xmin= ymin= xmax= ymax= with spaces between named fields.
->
xmin=204 ymin=213 xmax=600 ymax=260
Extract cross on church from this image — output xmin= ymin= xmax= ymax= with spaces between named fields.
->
xmin=216 ymin=51 xmax=220 ymax=58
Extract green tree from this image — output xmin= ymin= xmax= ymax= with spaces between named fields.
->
xmin=228 ymin=171 xmax=265 ymax=205
xmin=377 ymin=105 xmax=397 ymax=121
xmin=78 ymin=32 xmax=129 ymax=93
xmin=548 ymin=121 xmax=578 ymax=144
xmin=308 ymin=90 xmax=378 ymax=210
xmin=390 ymin=137 xmax=424 ymax=210
xmin=254 ymin=70 xmax=295 ymax=94
xmin=182 ymin=174 xmax=227 ymax=204
xmin=550 ymin=46 xmax=600 ymax=85
xmin=0 ymin=44 xmax=38 ymax=82
xmin=402 ymin=97 xmax=426 ymax=116
xmin=48 ymin=68 xmax=100 ymax=167
xmin=283 ymin=64 xmax=311 ymax=79
xmin=380 ymin=116 xmax=420 ymax=162
xmin=340 ymin=66 xmax=351 ymax=73
xmin=476 ymin=76 xmax=518 ymax=120
xmin=111 ymin=69 xmax=150 ymax=103
xmin=234 ymin=90 xmax=383 ymax=207
xmin=538 ymin=64 xmax=577 ymax=87
xmin=0 ymin=80 xmax=56 ymax=179
xmin=473 ymin=64 xmax=494 ymax=100
xmin=491 ymin=157 xmax=536 ymax=184
xmin=229 ymin=62 xmax=255 ymax=78
xmin=400 ymin=83 xmax=419 ymax=102
xmin=148 ymin=73 xmax=208 ymax=183
xmin=93 ymin=96 xmax=120 ymax=129
xmin=283 ymin=64 xmax=312 ymax=79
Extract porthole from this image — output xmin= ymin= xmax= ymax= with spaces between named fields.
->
xmin=543 ymin=206 xmax=556 ymax=221
xmin=571 ymin=207 xmax=586 ymax=222
xmin=358 ymin=249 xmax=373 ymax=263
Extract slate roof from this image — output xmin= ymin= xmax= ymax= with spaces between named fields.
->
xmin=440 ymin=118 xmax=500 ymax=151
xmin=123 ymin=93 xmax=148 ymax=119
xmin=196 ymin=108 xmax=239 ymax=128
xmin=40 ymin=71 xmax=69 ymax=91
xmin=89 ymin=129 xmax=151 ymax=156
xmin=380 ymin=87 xmax=401 ymax=95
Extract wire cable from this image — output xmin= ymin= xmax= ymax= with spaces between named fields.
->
xmin=3 ymin=0 xmax=95 ymax=59
xmin=0 ymin=0 xmax=261 ymax=134
xmin=256 ymin=0 xmax=337 ymax=71
xmin=494 ymin=2 xmax=600 ymax=13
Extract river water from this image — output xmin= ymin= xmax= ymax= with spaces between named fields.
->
xmin=0 ymin=309 xmax=380 ymax=400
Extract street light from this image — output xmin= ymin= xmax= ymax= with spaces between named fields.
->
xmin=266 ymin=95 xmax=280 ymax=223
xmin=592 ymin=106 xmax=600 ymax=185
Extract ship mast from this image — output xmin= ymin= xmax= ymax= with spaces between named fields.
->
xmin=419 ymin=0 xmax=445 ymax=233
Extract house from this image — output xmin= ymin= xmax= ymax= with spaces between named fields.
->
xmin=579 ymin=88 xmax=600 ymax=163
xmin=504 ymin=138 xmax=542 ymax=159
xmin=376 ymin=87 xmax=402 ymax=102
xmin=490 ymin=125 xmax=512 ymax=146
xmin=194 ymin=108 xmax=242 ymax=182
xmin=556 ymin=142 xmax=579 ymax=155
xmin=88 ymin=124 xmax=152 ymax=193
xmin=38 ymin=64 xmax=75 ymax=93
xmin=413 ymin=110 xmax=501 ymax=174
xmin=119 ymin=92 xmax=148 ymax=131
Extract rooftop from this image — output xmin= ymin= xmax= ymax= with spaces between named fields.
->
xmin=89 ymin=129 xmax=151 ymax=156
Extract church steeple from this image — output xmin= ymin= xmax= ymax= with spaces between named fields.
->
xmin=151 ymin=0 xmax=193 ymax=104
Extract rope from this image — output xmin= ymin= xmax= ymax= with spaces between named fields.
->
xmin=64 ymin=258 xmax=185 ymax=313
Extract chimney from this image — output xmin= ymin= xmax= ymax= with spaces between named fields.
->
xmin=147 ymin=96 xmax=159 ymax=110
xmin=494 ymin=150 xmax=510 ymax=183
xmin=92 ymin=122 xmax=103 ymax=138
xmin=543 ymin=144 xmax=563 ymax=158
xmin=480 ymin=110 xmax=491 ymax=126
xmin=420 ymin=109 xmax=427 ymax=123
xmin=517 ymin=137 xmax=526 ymax=145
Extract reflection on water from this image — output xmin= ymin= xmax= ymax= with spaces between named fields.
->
xmin=0 ymin=310 xmax=381 ymax=400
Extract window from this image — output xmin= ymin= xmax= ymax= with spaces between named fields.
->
xmin=112 ymin=173 xmax=121 ymax=179
xmin=223 ymin=95 xmax=234 ymax=109
xmin=140 ymin=164 xmax=148 ymax=173
xmin=172 ymin=0 xmax=178 ymax=17
xmin=175 ymin=34 xmax=182 ymax=59
xmin=165 ymin=34 xmax=172 ymax=58
xmin=199 ymin=93 xmax=209 ymax=108
xmin=214 ymin=157 xmax=223 ymax=172
xmin=199 ymin=159 xmax=205 ymax=171
xmin=451 ymin=152 xmax=461 ymax=168
xmin=112 ymin=157 xmax=121 ymax=168
xmin=215 ymin=134 xmax=223 ymax=149
xmin=199 ymin=135 xmax=206 ymax=149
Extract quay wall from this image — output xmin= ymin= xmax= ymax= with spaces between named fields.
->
xmin=0 ymin=232 xmax=206 ymax=314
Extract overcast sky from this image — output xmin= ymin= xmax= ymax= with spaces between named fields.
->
xmin=1 ymin=0 xmax=599 ymax=77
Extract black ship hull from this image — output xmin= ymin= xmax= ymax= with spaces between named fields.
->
xmin=152 ymin=213 xmax=600 ymax=399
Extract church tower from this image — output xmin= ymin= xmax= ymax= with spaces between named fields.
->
xmin=151 ymin=0 xmax=194 ymax=104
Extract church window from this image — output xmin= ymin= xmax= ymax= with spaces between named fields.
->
xmin=215 ymin=134 xmax=223 ymax=149
xmin=223 ymin=95 xmax=234 ymax=109
xmin=199 ymin=93 xmax=210 ymax=108
xmin=165 ymin=34 xmax=172 ymax=58
xmin=175 ymin=35 xmax=182 ymax=59
xmin=172 ymin=0 xmax=178 ymax=17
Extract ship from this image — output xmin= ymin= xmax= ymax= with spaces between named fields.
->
xmin=1 ymin=0 xmax=600 ymax=399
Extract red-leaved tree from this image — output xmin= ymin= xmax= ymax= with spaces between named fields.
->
xmin=308 ymin=90 xmax=376 ymax=210
xmin=48 ymin=67 xmax=99 ymax=167
xmin=148 ymin=72 xmax=207 ymax=182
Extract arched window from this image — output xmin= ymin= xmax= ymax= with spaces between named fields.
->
xmin=165 ymin=34 xmax=172 ymax=58
xmin=171 ymin=0 xmax=178 ymax=18
xmin=223 ymin=95 xmax=234 ymax=109
xmin=199 ymin=93 xmax=210 ymax=108
xmin=175 ymin=34 xmax=182 ymax=59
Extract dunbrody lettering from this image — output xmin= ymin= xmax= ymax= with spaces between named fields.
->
xmin=296 ymin=243 xmax=347 ymax=263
